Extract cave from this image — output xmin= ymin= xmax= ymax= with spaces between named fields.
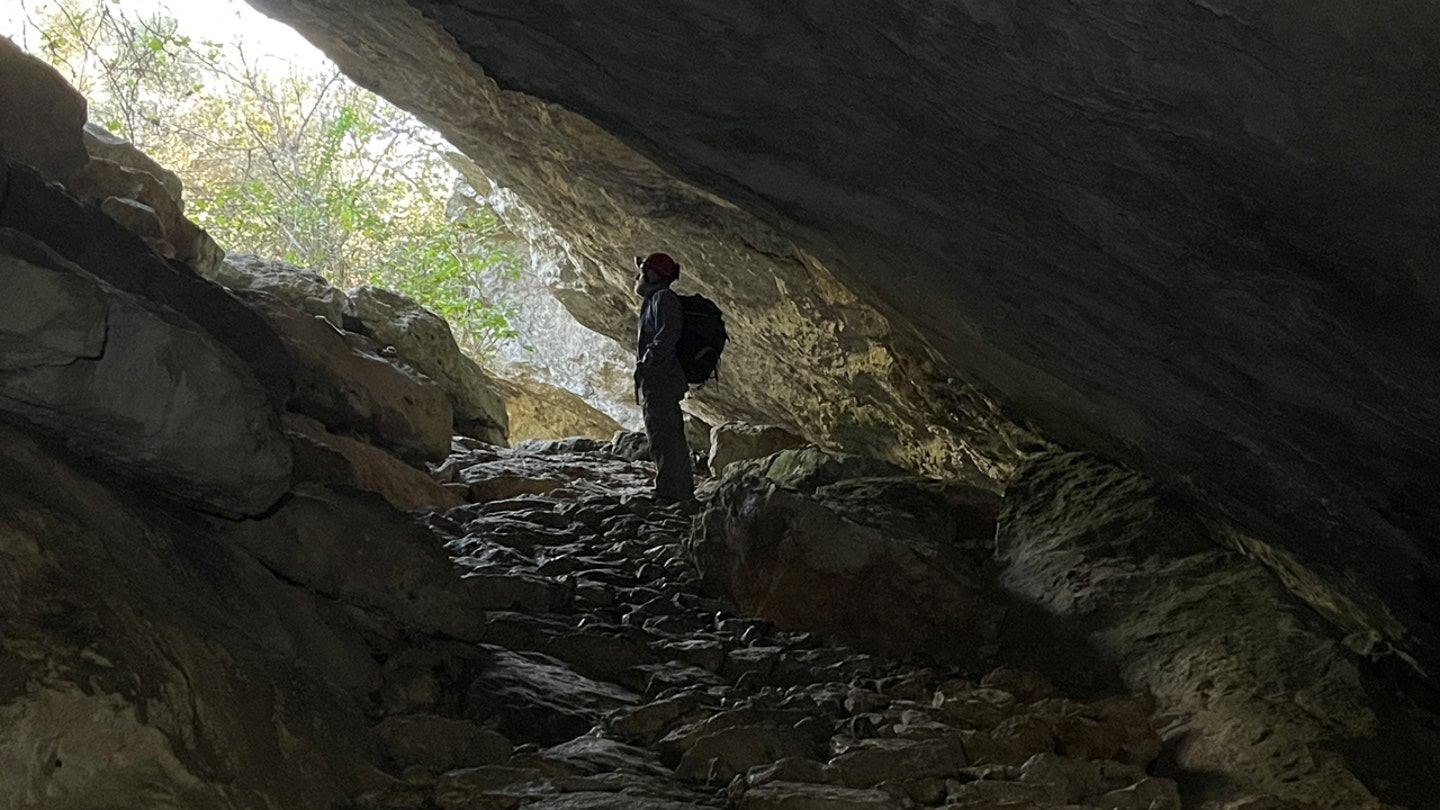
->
xmin=1 ymin=1 xmax=1437 ymax=807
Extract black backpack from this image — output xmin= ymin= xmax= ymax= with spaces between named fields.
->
xmin=676 ymin=293 xmax=728 ymax=386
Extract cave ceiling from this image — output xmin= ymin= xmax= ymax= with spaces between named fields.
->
xmin=243 ymin=0 xmax=1440 ymax=672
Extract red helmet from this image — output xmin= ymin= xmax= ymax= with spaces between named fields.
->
xmin=635 ymin=252 xmax=680 ymax=281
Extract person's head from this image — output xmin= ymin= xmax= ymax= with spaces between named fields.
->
xmin=634 ymin=252 xmax=680 ymax=293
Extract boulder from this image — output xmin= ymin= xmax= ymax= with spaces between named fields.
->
xmin=464 ymin=472 xmax=568 ymax=502
xmin=0 ymin=234 xmax=105 ymax=371
xmin=684 ymin=413 xmax=712 ymax=462
xmin=434 ymin=765 xmax=559 ymax=808
xmin=285 ymin=413 xmax=464 ymax=511
xmin=0 ymin=424 xmax=383 ymax=808
xmin=210 ymin=252 xmax=347 ymax=327
xmin=609 ymin=698 xmax=711 ymax=747
xmin=743 ymin=757 xmax=832 ymax=788
xmin=220 ymin=485 xmax=489 ymax=640
xmin=811 ymin=477 xmax=999 ymax=552
xmin=453 ymin=570 xmax=573 ymax=613
xmin=688 ymin=470 xmax=1001 ymax=661
xmin=499 ymin=375 xmax=623 ymax=443
xmin=81 ymin=122 xmax=183 ymax=203
xmin=519 ymin=629 xmax=660 ymax=684
xmin=0 ymin=37 xmax=88 ymax=180
xmin=69 ymin=124 xmax=220 ymax=275
xmin=513 ymin=436 xmax=611 ymax=456
xmin=344 ymin=285 xmax=509 ymax=445
xmin=1097 ymin=778 xmax=1184 ymax=810
xmin=374 ymin=714 xmax=512 ymax=772
xmin=97 ymin=194 xmax=167 ymax=243
xmin=66 ymin=154 xmax=216 ymax=273
xmin=0 ymin=228 xmax=291 ymax=515
xmin=464 ymin=646 xmax=641 ymax=745
xmin=747 ymin=446 xmax=909 ymax=492
xmin=241 ymin=290 xmax=454 ymax=465
xmin=828 ymin=738 xmax=966 ymax=788
xmin=995 ymin=450 xmax=1392 ymax=808
xmin=674 ymin=724 xmax=817 ymax=783
xmin=0 ymin=52 xmax=220 ymax=276
xmin=440 ymin=448 xmax=648 ymax=504
xmin=537 ymin=736 xmax=674 ymax=779
xmin=708 ymin=422 xmax=807 ymax=476
xmin=611 ymin=429 xmax=650 ymax=462
xmin=1016 ymin=753 xmax=1152 ymax=806
xmin=0 ymin=158 xmax=295 ymax=406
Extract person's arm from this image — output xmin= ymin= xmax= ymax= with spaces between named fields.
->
xmin=640 ymin=290 xmax=684 ymax=367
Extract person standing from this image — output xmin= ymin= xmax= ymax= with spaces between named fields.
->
xmin=633 ymin=251 xmax=694 ymax=504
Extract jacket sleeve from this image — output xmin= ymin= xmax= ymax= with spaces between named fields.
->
xmin=640 ymin=290 xmax=684 ymax=367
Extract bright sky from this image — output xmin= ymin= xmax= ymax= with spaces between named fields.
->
xmin=3 ymin=0 xmax=462 ymax=164
xmin=1 ymin=0 xmax=332 ymax=73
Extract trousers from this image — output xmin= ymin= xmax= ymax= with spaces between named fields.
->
xmin=640 ymin=390 xmax=693 ymax=501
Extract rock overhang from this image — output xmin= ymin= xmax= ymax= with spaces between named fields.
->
xmin=241 ymin=0 xmax=1440 ymax=671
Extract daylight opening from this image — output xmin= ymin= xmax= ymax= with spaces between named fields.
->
xmin=5 ymin=0 xmax=520 ymax=356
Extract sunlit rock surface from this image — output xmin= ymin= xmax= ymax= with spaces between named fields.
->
xmin=81 ymin=122 xmax=183 ymax=203
xmin=343 ymin=284 xmax=511 ymax=446
xmin=66 ymin=149 xmax=219 ymax=273
xmin=241 ymin=289 xmax=456 ymax=465
xmin=707 ymin=423 xmax=808 ymax=479
xmin=0 ymin=226 xmax=291 ymax=516
xmin=241 ymin=0 xmax=1440 ymax=677
xmin=284 ymin=412 xmax=466 ymax=511
xmin=448 ymin=160 xmax=644 ymax=432
xmin=499 ymin=375 xmax=623 ymax=443
xmin=211 ymin=252 xmax=348 ymax=327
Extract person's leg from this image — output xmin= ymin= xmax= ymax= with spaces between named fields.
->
xmin=641 ymin=393 xmax=693 ymax=501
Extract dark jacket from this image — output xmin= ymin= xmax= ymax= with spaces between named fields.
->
xmin=636 ymin=287 xmax=688 ymax=402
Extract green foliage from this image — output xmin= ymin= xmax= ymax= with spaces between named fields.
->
xmin=371 ymin=208 xmax=521 ymax=357
xmin=22 ymin=0 xmax=518 ymax=358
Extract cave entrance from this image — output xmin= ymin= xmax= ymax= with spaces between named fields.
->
xmin=3 ymin=0 xmax=642 ymax=439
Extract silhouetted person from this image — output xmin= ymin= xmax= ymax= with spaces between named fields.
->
xmin=633 ymin=251 xmax=694 ymax=504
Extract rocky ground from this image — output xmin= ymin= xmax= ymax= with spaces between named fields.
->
xmin=6 ymin=415 xmax=1428 ymax=809
xmin=340 ymin=437 xmax=1180 ymax=810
